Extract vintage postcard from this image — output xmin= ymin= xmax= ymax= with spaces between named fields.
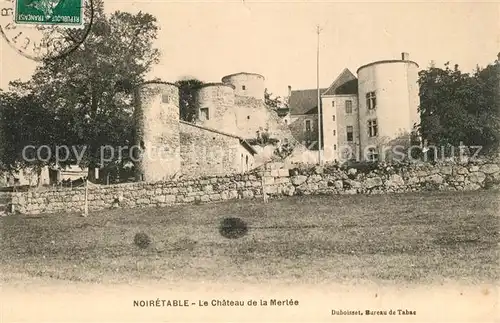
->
xmin=0 ymin=0 xmax=499 ymax=322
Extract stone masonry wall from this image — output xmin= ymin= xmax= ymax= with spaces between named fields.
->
xmin=179 ymin=121 xmax=245 ymax=178
xmin=8 ymin=159 xmax=500 ymax=215
xmin=234 ymin=96 xmax=296 ymax=142
xmin=134 ymin=82 xmax=181 ymax=182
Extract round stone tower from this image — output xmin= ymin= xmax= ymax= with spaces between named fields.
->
xmin=194 ymin=83 xmax=238 ymax=134
xmin=221 ymin=72 xmax=265 ymax=101
xmin=133 ymin=81 xmax=180 ymax=182
xmin=357 ymin=52 xmax=420 ymax=157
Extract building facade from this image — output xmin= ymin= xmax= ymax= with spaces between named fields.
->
xmin=288 ymin=52 xmax=420 ymax=163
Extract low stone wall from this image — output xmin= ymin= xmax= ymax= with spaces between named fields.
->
xmin=265 ymin=160 xmax=500 ymax=196
xmin=8 ymin=159 xmax=500 ymax=215
xmin=11 ymin=175 xmax=264 ymax=215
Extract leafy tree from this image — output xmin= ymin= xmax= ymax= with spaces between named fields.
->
xmin=417 ymin=57 xmax=500 ymax=157
xmin=3 ymin=0 xmax=161 ymax=181
xmin=175 ymin=79 xmax=204 ymax=122
xmin=0 ymin=88 xmax=58 ymax=185
xmin=264 ymin=88 xmax=283 ymax=110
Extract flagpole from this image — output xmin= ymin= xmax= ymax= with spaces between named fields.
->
xmin=316 ymin=25 xmax=323 ymax=165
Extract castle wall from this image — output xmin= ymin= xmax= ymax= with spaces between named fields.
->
xmin=407 ymin=63 xmax=421 ymax=131
xmin=357 ymin=60 xmax=419 ymax=160
xmin=221 ymin=73 xmax=265 ymax=100
xmin=134 ymin=82 xmax=181 ymax=182
xmin=289 ymin=114 xmax=319 ymax=150
xmin=233 ymin=97 xmax=295 ymax=142
xmin=194 ymin=84 xmax=237 ymax=135
xmin=179 ymin=122 xmax=254 ymax=178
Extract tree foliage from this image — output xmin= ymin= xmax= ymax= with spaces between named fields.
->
xmin=175 ymin=79 xmax=204 ymax=122
xmin=418 ymin=57 xmax=500 ymax=156
xmin=264 ymin=88 xmax=284 ymax=110
xmin=0 ymin=0 xmax=161 ymax=179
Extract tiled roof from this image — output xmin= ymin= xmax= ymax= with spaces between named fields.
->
xmin=288 ymin=88 xmax=326 ymax=115
xmin=322 ymin=68 xmax=358 ymax=96
xmin=288 ymin=69 xmax=358 ymax=115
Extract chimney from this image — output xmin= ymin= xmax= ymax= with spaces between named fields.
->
xmin=287 ymin=85 xmax=292 ymax=97
xmin=401 ymin=52 xmax=409 ymax=60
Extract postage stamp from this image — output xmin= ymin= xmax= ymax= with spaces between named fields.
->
xmin=0 ymin=0 xmax=91 ymax=60
xmin=14 ymin=0 xmax=83 ymax=26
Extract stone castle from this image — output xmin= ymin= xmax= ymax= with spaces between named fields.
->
xmin=134 ymin=72 xmax=297 ymax=182
xmin=136 ymin=53 xmax=422 ymax=182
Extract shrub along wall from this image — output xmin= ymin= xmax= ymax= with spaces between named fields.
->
xmin=8 ymin=159 xmax=500 ymax=215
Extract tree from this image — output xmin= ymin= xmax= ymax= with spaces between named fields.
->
xmin=3 ymin=0 xmax=161 ymax=181
xmin=175 ymin=79 xmax=204 ymax=122
xmin=264 ymin=88 xmax=283 ymax=110
xmin=0 ymin=88 xmax=57 ymax=185
xmin=417 ymin=57 xmax=500 ymax=157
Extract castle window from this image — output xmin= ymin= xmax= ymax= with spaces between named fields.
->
xmin=346 ymin=126 xmax=354 ymax=142
xmin=345 ymin=100 xmax=353 ymax=114
xmin=305 ymin=119 xmax=312 ymax=132
xmin=331 ymin=101 xmax=335 ymax=107
xmin=367 ymin=147 xmax=379 ymax=162
xmin=368 ymin=119 xmax=378 ymax=137
xmin=247 ymin=116 xmax=250 ymax=120
xmin=333 ymin=130 xmax=336 ymax=136
xmin=366 ymin=92 xmax=376 ymax=110
xmin=242 ymin=85 xmax=246 ymax=90
xmin=161 ymin=94 xmax=169 ymax=103
xmin=200 ymin=108 xmax=209 ymax=121
xmin=332 ymin=115 xmax=336 ymax=121
xmin=334 ymin=144 xmax=337 ymax=150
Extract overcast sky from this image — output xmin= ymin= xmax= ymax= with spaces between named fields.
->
xmin=1 ymin=1 xmax=498 ymax=96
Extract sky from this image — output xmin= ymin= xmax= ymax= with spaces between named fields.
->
xmin=1 ymin=0 xmax=499 ymax=96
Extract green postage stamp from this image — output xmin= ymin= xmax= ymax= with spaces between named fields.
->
xmin=14 ymin=0 xmax=83 ymax=25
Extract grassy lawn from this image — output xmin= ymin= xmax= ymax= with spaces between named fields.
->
xmin=1 ymin=190 xmax=499 ymax=285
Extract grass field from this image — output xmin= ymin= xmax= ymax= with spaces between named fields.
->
xmin=1 ymin=190 xmax=499 ymax=286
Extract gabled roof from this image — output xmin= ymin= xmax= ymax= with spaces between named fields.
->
xmin=288 ymin=69 xmax=358 ymax=115
xmin=322 ymin=68 xmax=358 ymax=96
xmin=179 ymin=120 xmax=258 ymax=155
xmin=288 ymin=88 xmax=327 ymax=115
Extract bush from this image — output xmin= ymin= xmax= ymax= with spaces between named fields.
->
xmin=134 ymin=232 xmax=152 ymax=249
xmin=219 ymin=217 xmax=248 ymax=239
xmin=341 ymin=161 xmax=379 ymax=174
xmin=322 ymin=162 xmax=341 ymax=174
